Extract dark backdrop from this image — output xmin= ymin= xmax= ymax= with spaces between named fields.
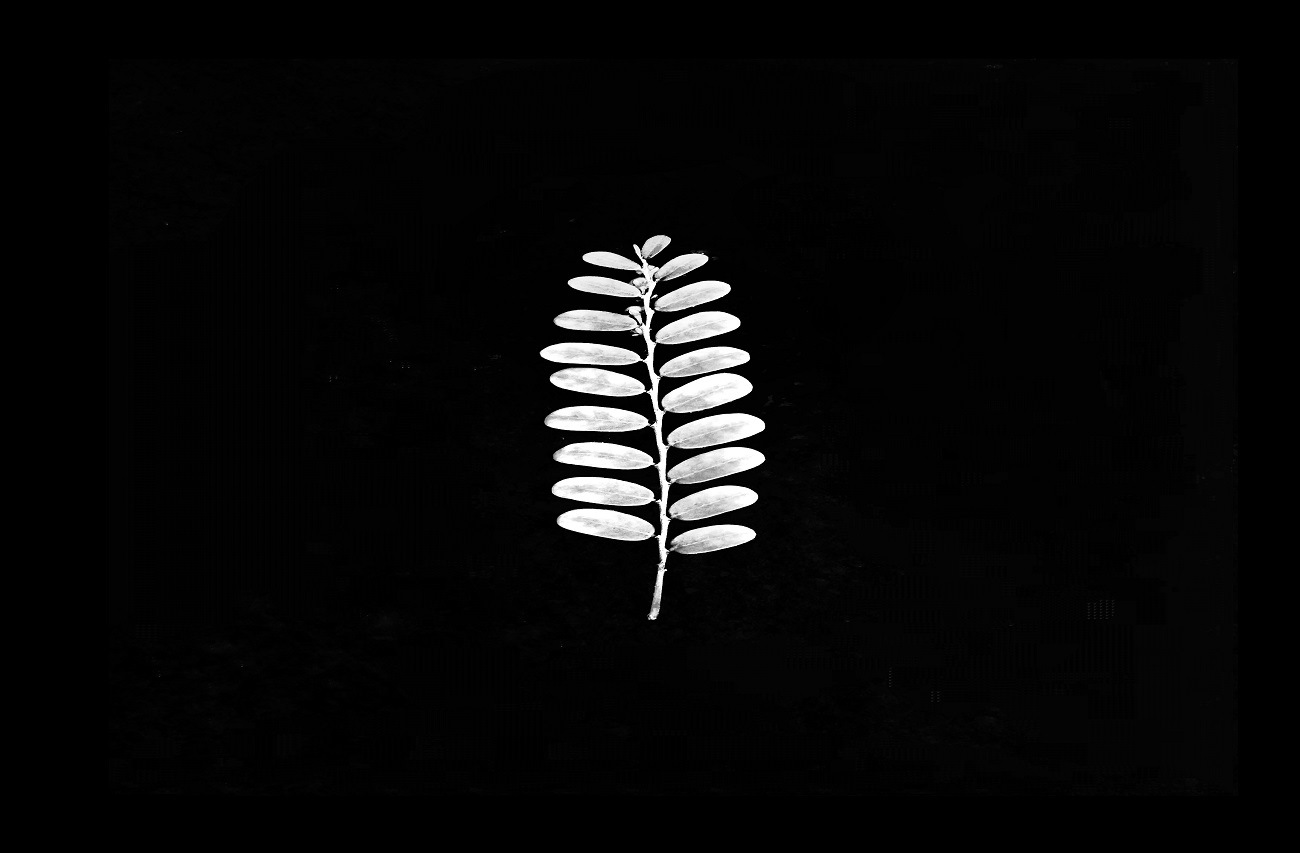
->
xmin=109 ymin=58 xmax=1237 ymax=795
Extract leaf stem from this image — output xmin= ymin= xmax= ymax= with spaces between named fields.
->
xmin=640 ymin=262 xmax=671 ymax=620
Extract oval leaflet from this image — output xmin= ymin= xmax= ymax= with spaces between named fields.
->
xmin=667 ymin=412 xmax=766 ymax=449
xmin=569 ymin=276 xmax=641 ymax=298
xmin=654 ymin=280 xmax=731 ymax=312
xmin=654 ymin=253 xmax=709 ymax=282
xmin=545 ymin=406 xmax=649 ymax=432
xmin=559 ymin=508 xmax=655 ymax=541
xmin=553 ymin=442 xmax=654 ymax=470
xmin=658 ymin=346 xmax=751 ymax=378
xmin=670 ymin=524 xmax=756 ymax=554
xmin=553 ymin=476 xmax=655 ymax=506
xmin=555 ymin=310 xmax=638 ymax=332
xmin=667 ymin=446 xmax=765 ymax=484
xmin=550 ymin=368 xmax=645 ymax=397
xmin=660 ymin=373 xmax=753 ymax=414
xmin=641 ymin=235 xmax=671 ymax=260
xmin=668 ymin=485 xmax=758 ymax=521
xmin=541 ymin=342 xmax=642 ymax=365
xmin=582 ymin=251 xmax=642 ymax=271
xmin=655 ymin=311 xmax=741 ymax=345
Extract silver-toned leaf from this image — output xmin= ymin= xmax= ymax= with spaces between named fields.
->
xmin=554 ymin=442 xmax=653 ymax=470
xmin=668 ymin=485 xmax=758 ymax=521
xmin=654 ymin=253 xmax=709 ymax=282
xmin=568 ymin=276 xmax=641 ymax=298
xmin=653 ymin=280 xmax=731 ymax=312
xmin=633 ymin=244 xmax=643 ymax=260
xmin=541 ymin=342 xmax=642 ymax=366
xmin=545 ymin=406 xmax=649 ymax=432
xmin=582 ymin=251 xmax=642 ymax=271
xmin=555 ymin=310 xmax=638 ymax=332
xmin=667 ymin=446 xmax=764 ymax=484
xmin=670 ymin=524 xmax=756 ymax=554
xmin=550 ymin=368 xmax=646 ymax=397
xmin=661 ymin=373 xmax=752 ymax=414
xmin=655 ymin=311 xmax=740 ymax=345
xmin=553 ymin=476 xmax=655 ymax=507
xmin=558 ymin=508 xmax=655 ymax=541
xmin=641 ymin=235 xmax=671 ymax=260
xmin=667 ymin=412 xmax=766 ymax=449
xmin=658 ymin=346 xmax=751 ymax=378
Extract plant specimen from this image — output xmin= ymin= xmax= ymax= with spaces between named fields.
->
xmin=541 ymin=235 xmax=764 ymax=620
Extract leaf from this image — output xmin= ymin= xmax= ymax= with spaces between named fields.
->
xmin=661 ymin=373 xmax=753 ymax=414
xmin=669 ymin=524 xmax=756 ymax=554
xmin=541 ymin=342 xmax=642 ymax=366
xmin=655 ymin=311 xmax=740 ymax=345
xmin=668 ymin=485 xmax=758 ymax=521
xmin=667 ymin=446 xmax=764 ymax=484
xmin=667 ymin=412 xmax=766 ymax=449
xmin=568 ymin=276 xmax=641 ymax=298
xmin=633 ymin=244 xmax=643 ymax=260
xmin=550 ymin=368 xmax=646 ymax=397
xmin=653 ymin=280 xmax=731 ymax=312
xmin=554 ymin=475 xmax=655 ymax=506
xmin=658 ymin=346 xmax=750 ymax=378
xmin=641 ymin=235 xmax=671 ymax=260
xmin=554 ymin=442 xmax=653 ymax=470
xmin=553 ymin=476 xmax=655 ymax=507
xmin=558 ymin=508 xmax=655 ymax=541
xmin=545 ymin=406 xmax=649 ymax=432
xmin=555 ymin=310 xmax=638 ymax=332
xmin=654 ymin=253 xmax=709 ymax=282
xmin=582 ymin=251 xmax=642 ymax=271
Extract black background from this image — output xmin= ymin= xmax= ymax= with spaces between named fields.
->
xmin=109 ymin=58 xmax=1237 ymax=795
